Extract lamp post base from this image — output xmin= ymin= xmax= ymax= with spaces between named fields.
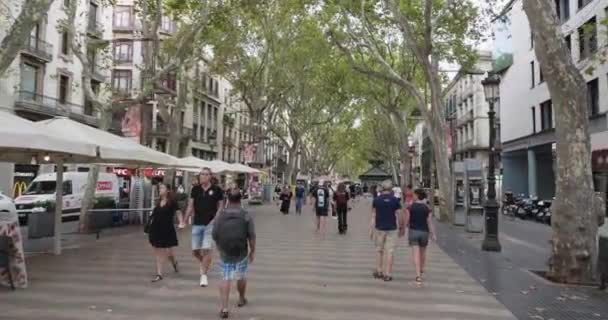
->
xmin=482 ymin=237 xmax=502 ymax=252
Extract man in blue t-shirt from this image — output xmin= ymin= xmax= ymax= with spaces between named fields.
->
xmin=294 ymin=182 xmax=306 ymax=215
xmin=371 ymin=180 xmax=403 ymax=282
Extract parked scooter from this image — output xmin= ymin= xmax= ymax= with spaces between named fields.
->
xmin=515 ymin=196 xmax=538 ymax=220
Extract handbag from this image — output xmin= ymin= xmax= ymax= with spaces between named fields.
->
xmin=144 ymin=212 xmax=154 ymax=234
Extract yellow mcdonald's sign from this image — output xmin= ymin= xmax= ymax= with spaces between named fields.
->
xmin=12 ymin=181 xmax=28 ymax=198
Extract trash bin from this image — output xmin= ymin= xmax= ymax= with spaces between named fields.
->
xmin=27 ymin=208 xmax=55 ymax=239
xmin=599 ymin=236 xmax=608 ymax=290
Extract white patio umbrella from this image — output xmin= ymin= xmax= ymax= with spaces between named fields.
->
xmin=0 ymin=111 xmax=97 ymax=163
xmin=36 ymin=117 xmax=180 ymax=167
xmin=229 ymin=163 xmax=261 ymax=174
xmin=0 ymin=111 xmax=99 ymax=255
xmin=208 ymin=160 xmax=236 ymax=174
xmin=176 ymin=156 xmax=213 ymax=170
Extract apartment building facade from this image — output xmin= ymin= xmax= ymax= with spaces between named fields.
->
xmin=499 ymin=0 xmax=608 ymax=199
xmin=0 ymin=0 xmax=112 ymax=195
xmin=444 ymin=51 xmax=497 ymax=172
xmin=107 ymin=0 xmax=228 ymax=161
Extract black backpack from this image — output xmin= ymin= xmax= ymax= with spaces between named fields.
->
xmin=216 ymin=209 xmax=248 ymax=259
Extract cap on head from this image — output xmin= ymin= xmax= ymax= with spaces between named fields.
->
xmin=382 ymin=180 xmax=393 ymax=191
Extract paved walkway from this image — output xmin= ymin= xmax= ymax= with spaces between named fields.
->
xmin=436 ymin=215 xmax=608 ymax=320
xmin=2 ymin=199 xmax=516 ymax=320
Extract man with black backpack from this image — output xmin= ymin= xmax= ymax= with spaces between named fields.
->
xmin=212 ymin=189 xmax=256 ymax=319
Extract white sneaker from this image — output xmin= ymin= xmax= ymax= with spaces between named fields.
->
xmin=199 ymin=274 xmax=208 ymax=287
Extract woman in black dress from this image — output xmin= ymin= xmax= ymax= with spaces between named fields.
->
xmin=149 ymin=183 xmax=182 ymax=282
xmin=279 ymin=185 xmax=292 ymax=214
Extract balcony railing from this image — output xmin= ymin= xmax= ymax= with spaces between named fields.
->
xmin=15 ymin=91 xmax=98 ymax=126
xmin=456 ymin=112 xmax=474 ymax=127
xmin=22 ymin=36 xmax=53 ymax=62
xmin=113 ymin=22 xmax=134 ymax=32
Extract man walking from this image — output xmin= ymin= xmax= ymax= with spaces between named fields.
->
xmin=183 ymin=167 xmax=224 ymax=287
xmin=212 ymin=189 xmax=256 ymax=319
xmin=295 ymin=182 xmax=306 ymax=215
xmin=370 ymin=180 xmax=403 ymax=282
xmin=311 ymin=181 xmax=330 ymax=237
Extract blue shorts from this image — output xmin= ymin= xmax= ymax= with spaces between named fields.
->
xmin=220 ymin=258 xmax=248 ymax=281
xmin=192 ymin=224 xmax=214 ymax=250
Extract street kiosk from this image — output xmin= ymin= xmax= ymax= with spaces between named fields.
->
xmin=453 ymin=162 xmax=466 ymax=226
xmin=465 ymin=159 xmax=484 ymax=233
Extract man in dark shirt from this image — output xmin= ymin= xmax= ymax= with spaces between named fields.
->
xmin=371 ymin=180 xmax=403 ymax=281
xmin=295 ymin=182 xmax=306 ymax=215
xmin=212 ymin=189 xmax=255 ymax=319
xmin=311 ymin=181 xmax=330 ymax=238
xmin=183 ymin=167 xmax=224 ymax=287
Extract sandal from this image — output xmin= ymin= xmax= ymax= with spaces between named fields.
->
xmin=219 ymin=309 xmax=229 ymax=319
xmin=373 ymin=271 xmax=384 ymax=279
xmin=415 ymin=276 xmax=423 ymax=286
xmin=383 ymin=275 xmax=393 ymax=282
xmin=151 ymin=274 xmax=163 ymax=282
xmin=237 ymin=298 xmax=248 ymax=307
xmin=172 ymin=260 xmax=179 ymax=273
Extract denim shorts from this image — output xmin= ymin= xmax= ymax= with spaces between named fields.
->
xmin=408 ymin=229 xmax=430 ymax=247
xmin=220 ymin=258 xmax=248 ymax=281
xmin=192 ymin=224 xmax=214 ymax=250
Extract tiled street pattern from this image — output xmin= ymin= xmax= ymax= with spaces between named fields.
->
xmin=1 ymin=200 xmax=516 ymax=320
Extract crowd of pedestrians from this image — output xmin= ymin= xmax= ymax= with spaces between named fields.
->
xmin=145 ymin=169 xmax=436 ymax=318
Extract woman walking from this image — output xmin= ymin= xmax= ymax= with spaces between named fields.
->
xmin=279 ymin=185 xmax=293 ymax=214
xmin=333 ymin=183 xmax=350 ymax=234
xmin=403 ymin=189 xmax=436 ymax=286
xmin=148 ymin=183 xmax=182 ymax=282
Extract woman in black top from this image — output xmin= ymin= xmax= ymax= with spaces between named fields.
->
xmin=403 ymin=189 xmax=437 ymax=286
xmin=149 ymin=183 xmax=182 ymax=282
xmin=279 ymin=185 xmax=293 ymax=214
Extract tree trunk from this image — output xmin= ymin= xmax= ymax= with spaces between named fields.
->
xmin=0 ymin=0 xmax=54 ymax=76
xmin=523 ymin=0 xmax=597 ymax=283
xmin=286 ymin=141 xmax=299 ymax=185
xmin=426 ymin=107 xmax=452 ymax=222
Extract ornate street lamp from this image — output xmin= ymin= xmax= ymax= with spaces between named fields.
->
xmin=481 ymin=73 xmax=502 ymax=252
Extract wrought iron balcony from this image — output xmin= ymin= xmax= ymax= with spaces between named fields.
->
xmin=14 ymin=91 xmax=98 ymax=126
xmin=22 ymin=36 xmax=53 ymax=62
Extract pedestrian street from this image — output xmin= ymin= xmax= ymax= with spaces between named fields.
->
xmin=1 ymin=199 xmax=516 ymax=320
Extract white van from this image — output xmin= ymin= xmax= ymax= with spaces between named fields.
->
xmin=14 ymin=172 xmax=119 ymax=224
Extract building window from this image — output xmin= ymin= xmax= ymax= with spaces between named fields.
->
xmin=161 ymin=16 xmax=174 ymax=33
xmin=565 ymin=34 xmax=572 ymax=53
xmin=89 ymin=2 xmax=98 ymax=26
xmin=531 ymin=106 xmax=536 ymax=133
xmin=113 ymin=6 xmax=133 ymax=30
xmin=84 ymin=81 xmax=98 ymax=115
xmin=60 ymin=30 xmax=69 ymax=55
xmin=112 ymin=70 xmax=132 ymax=93
xmin=20 ymin=63 xmax=40 ymax=95
xmin=59 ymin=75 xmax=70 ymax=104
xmin=578 ymin=17 xmax=597 ymax=60
xmin=113 ymin=41 xmax=133 ymax=63
xmin=555 ymin=0 xmax=570 ymax=22
xmin=587 ymin=78 xmax=599 ymax=116
xmin=539 ymin=67 xmax=544 ymax=83
xmin=540 ymin=100 xmax=553 ymax=131
xmin=530 ymin=61 xmax=535 ymax=88
xmin=578 ymin=0 xmax=593 ymax=9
